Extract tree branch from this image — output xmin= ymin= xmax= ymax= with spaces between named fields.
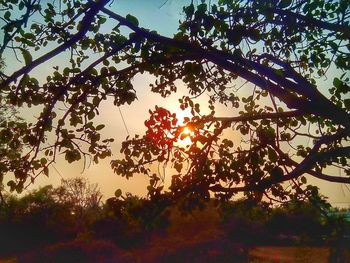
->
xmin=102 ymin=7 xmax=350 ymax=129
xmin=209 ymin=145 xmax=350 ymax=194
xmin=271 ymin=7 xmax=350 ymax=39
xmin=1 ymin=0 xmax=111 ymax=87
xmin=211 ymin=110 xmax=304 ymax=123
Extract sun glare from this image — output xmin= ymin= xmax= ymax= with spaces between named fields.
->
xmin=177 ymin=126 xmax=194 ymax=147
xmin=183 ymin=127 xmax=191 ymax=135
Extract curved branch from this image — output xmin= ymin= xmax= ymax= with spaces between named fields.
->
xmin=271 ymin=7 xmax=350 ymax=40
xmin=285 ymin=146 xmax=350 ymax=182
xmin=1 ymin=0 xmax=111 ymax=87
xmin=273 ymin=143 xmax=350 ymax=185
xmin=209 ymin=145 xmax=350 ymax=194
xmin=0 ymin=0 xmax=36 ymax=56
xmin=102 ymin=7 xmax=350 ymax=129
xmin=211 ymin=110 xmax=304 ymax=123
xmin=309 ymin=171 xmax=350 ymax=184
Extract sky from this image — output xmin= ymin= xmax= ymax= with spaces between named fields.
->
xmin=1 ymin=0 xmax=349 ymax=207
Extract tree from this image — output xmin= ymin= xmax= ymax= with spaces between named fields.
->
xmin=0 ymin=0 xmax=349 ymax=203
xmin=0 ymin=179 xmax=102 ymax=254
xmin=0 ymin=185 xmax=75 ymax=254
xmin=0 ymin=58 xmax=26 ymax=201
xmin=56 ymin=177 xmax=102 ymax=222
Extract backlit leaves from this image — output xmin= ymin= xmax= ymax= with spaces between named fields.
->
xmin=0 ymin=0 xmax=349 ymax=204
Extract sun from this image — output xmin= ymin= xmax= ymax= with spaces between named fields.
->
xmin=176 ymin=125 xmax=194 ymax=147
xmin=182 ymin=127 xmax=192 ymax=135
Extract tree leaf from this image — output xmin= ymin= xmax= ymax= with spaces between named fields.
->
xmin=96 ymin=124 xmax=105 ymax=131
xmin=301 ymin=176 xmax=307 ymax=184
xmin=278 ymin=0 xmax=292 ymax=9
xmin=43 ymin=166 xmax=49 ymax=177
xmin=333 ymin=78 xmax=342 ymax=88
xmin=114 ymin=189 xmax=122 ymax=198
xmin=126 ymin=14 xmax=139 ymax=26
xmin=21 ymin=49 xmax=32 ymax=65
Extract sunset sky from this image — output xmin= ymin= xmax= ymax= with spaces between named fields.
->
xmin=2 ymin=0 xmax=349 ymax=207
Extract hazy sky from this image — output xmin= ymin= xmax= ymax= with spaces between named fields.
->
xmin=2 ymin=0 xmax=349 ymax=207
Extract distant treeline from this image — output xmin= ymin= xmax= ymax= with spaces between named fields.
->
xmin=0 ymin=178 xmax=349 ymax=262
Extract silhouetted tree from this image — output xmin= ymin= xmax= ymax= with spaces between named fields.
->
xmin=0 ymin=58 xmax=27 ymax=198
xmin=0 ymin=185 xmax=74 ymax=254
xmin=0 ymin=0 xmax=349 ymax=202
xmin=0 ymin=178 xmax=103 ymax=254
